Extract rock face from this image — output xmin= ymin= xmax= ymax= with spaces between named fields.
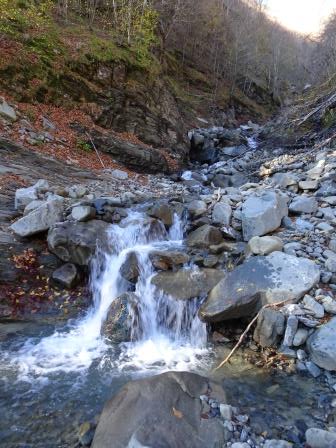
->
xmin=151 ymin=268 xmax=225 ymax=300
xmin=199 ymin=252 xmax=320 ymax=322
xmin=253 ymin=308 xmax=285 ymax=347
xmin=93 ymin=133 xmax=169 ymax=174
xmin=10 ymin=199 xmax=64 ymax=237
xmin=187 ymin=225 xmax=223 ymax=248
xmin=48 ymin=220 xmax=109 ymax=266
xmin=241 ymin=191 xmax=288 ymax=241
xmin=92 ymin=372 xmax=226 ymax=448
xmin=307 ymin=317 xmax=336 ymax=371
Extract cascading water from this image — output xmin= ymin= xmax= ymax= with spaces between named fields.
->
xmin=9 ymin=210 xmax=209 ymax=378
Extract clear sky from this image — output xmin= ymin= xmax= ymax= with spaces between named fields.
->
xmin=266 ymin=0 xmax=336 ymax=35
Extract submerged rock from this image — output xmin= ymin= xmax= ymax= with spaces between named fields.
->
xmin=199 ymin=252 xmax=320 ymax=322
xmin=92 ymin=372 xmax=226 ymax=448
xmin=241 ymin=191 xmax=288 ymax=241
xmin=151 ymin=268 xmax=224 ymax=300
xmin=48 ymin=220 xmax=109 ymax=266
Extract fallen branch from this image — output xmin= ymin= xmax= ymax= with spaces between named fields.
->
xmin=86 ymin=132 xmax=106 ymax=169
xmin=213 ymin=298 xmax=291 ymax=371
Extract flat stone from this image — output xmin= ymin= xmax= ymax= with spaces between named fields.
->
xmin=151 ymin=268 xmax=224 ymax=300
xmin=199 ymin=252 xmax=320 ymax=322
xmin=241 ymin=191 xmax=288 ymax=241
xmin=307 ymin=317 xmax=336 ymax=370
xmin=10 ymin=199 xmax=64 ymax=237
xmin=248 ymin=235 xmax=283 ymax=255
xmin=305 ymin=428 xmax=336 ymax=448
xmin=289 ymin=196 xmax=318 ymax=214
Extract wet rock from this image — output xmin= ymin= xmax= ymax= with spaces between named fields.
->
xmin=48 ymin=220 xmax=109 ymax=266
xmin=149 ymin=250 xmax=190 ymax=270
xmin=289 ymin=196 xmax=318 ymax=214
xmin=199 ymin=252 xmax=320 ymax=322
xmin=253 ymin=307 xmax=285 ymax=347
xmin=212 ymin=202 xmax=232 ymax=226
xmin=151 ymin=268 xmax=224 ymax=300
xmin=10 ymin=199 xmax=64 ymax=237
xmin=307 ymin=317 xmax=336 ymax=370
xmin=71 ymin=205 xmax=96 ymax=222
xmin=52 ymin=263 xmax=79 ymax=289
xmin=248 ymin=235 xmax=283 ymax=255
xmin=120 ymin=252 xmax=140 ymax=283
xmin=241 ymin=191 xmax=288 ymax=241
xmin=92 ymin=372 xmax=226 ymax=448
xmin=187 ymin=225 xmax=223 ymax=248
xmin=305 ymin=427 xmax=336 ymax=448
xmin=148 ymin=202 xmax=175 ymax=227
xmin=102 ymin=292 xmax=138 ymax=342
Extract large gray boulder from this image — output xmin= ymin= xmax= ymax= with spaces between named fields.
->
xmin=10 ymin=199 xmax=64 ymax=237
xmin=187 ymin=225 xmax=223 ymax=248
xmin=307 ymin=317 xmax=336 ymax=371
xmin=151 ymin=268 xmax=225 ymax=300
xmin=241 ymin=191 xmax=288 ymax=241
xmin=92 ymin=372 xmax=226 ymax=448
xmin=48 ymin=220 xmax=109 ymax=265
xmin=199 ymin=252 xmax=320 ymax=322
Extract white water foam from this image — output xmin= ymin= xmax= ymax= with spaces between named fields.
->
xmin=10 ymin=211 xmax=209 ymax=377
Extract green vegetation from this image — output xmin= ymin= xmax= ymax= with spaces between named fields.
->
xmin=0 ymin=0 xmax=52 ymax=35
xmin=76 ymin=139 xmax=92 ymax=153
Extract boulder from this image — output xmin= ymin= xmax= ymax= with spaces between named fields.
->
xmin=289 ymin=196 xmax=318 ymax=214
xmin=92 ymin=372 xmax=226 ymax=448
xmin=48 ymin=220 xmax=109 ymax=266
xmin=199 ymin=252 xmax=320 ymax=322
xmin=10 ymin=199 xmax=64 ymax=237
xmin=52 ymin=263 xmax=79 ymax=289
xmin=305 ymin=428 xmax=336 ymax=448
xmin=187 ymin=200 xmax=207 ymax=218
xmin=253 ymin=308 xmax=285 ymax=347
xmin=307 ymin=317 xmax=336 ymax=370
xmin=101 ymin=292 xmax=138 ymax=342
xmin=149 ymin=250 xmax=190 ymax=270
xmin=151 ymin=268 xmax=225 ymax=300
xmin=248 ymin=235 xmax=283 ymax=255
xmin=14 ymin=179 xmax=49 ymax=210
xmin=71 ymin=205 xmax=96 ymax=222
xmin=271 ymin=172 xmax=298 ymax=188
xmin=120 ymin=252 xmax=140 ymax=283
xmin=212 ymin=202 xmax=232 ymax=226
xmin=241 ymin=191 xmax=288 ymax=241
xmin=148 ymin=202 xmax=175 ymax=227
xmin=187 ymin=225 xmax=223 ymax=248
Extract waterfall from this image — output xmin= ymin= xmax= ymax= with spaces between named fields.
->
xmin=11 ymin=211 xmax=209 ymax=377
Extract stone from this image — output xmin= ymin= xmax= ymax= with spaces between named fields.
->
xmin=248 ymin=235 xmax=283 ymax=255
xmin=321 ymin=296 xmax=336 ymax=314
xmin=307 ymin=160 xmax=325 ymax=179
xmin=263 ymin=441 xmax=292 ymax=448
xmin=199 ymin=252 xmax=320 ymax=322
xmin=149 ymin=250 xmax=190 ymax=270
xmin=151 ymin=268 xmax=224 ymax=300
xmin=302 ymin=295 xmax=324 ymax=318
xmin=289 ymin=196 xmax=318 ymax=214
xmin=305 ymin=428 xmax=336 ymax=448
xmin=23 ymin=200 xmax=46 ymax=215
xmin=212 ymin=202 xmax=232 ymax=226
xmin=187 ymin=200 xmax=207 ymax=217
xmin=78 ymin=421 xmax=95 ymax=447
xmin=284 ymin=242 xmax=302 ymax=256
xmin=241 ymin=191 xmax=288 ymax=241
xmin=101 ymin=292 xmax=138 ymax=342
xmin=187 ymin=225 xmax=223 ymax=248
xmin=316 ymin=181 xmax=336 ymax=197
xmin=68 ymin=185 xmax=87 ymax=199
xmin=10 ymin=199 xmax=64 ymax=237
xmin=48 ymin=220 xmax=109 ymax=266
xmin=305 ymin=361 xmax=322 ymax=378
xmin=283 ymin=315 xmax=298 ymax=347
xmin=326 ymin=257 xmax=336 ymax=273
xmin=253 ymin=308 xmax=285 ymax=347
xmin=271 ymin=172 xmax=298 ymax=188
xmin=148 ymin=202 xmax=175 ymax=227
xmin=299 ymin=180 xmax=319 ymax=190
xmin=15 ymin=185 xmax=38 ymax=211
xmin=111 ymin=169 xmax=128 ymax=180
xmin=120 ymin=252 xmax=140 ymax=283
xmin=293 ymin=328 xmax=309 ymax=346
xmin=317 ymin=222 xmax=334 ymax=232
xmin=330 ymin=239 xmax=336 ymax=253
xmin=52 ymin=263 xmax=79 ymax=289
xmin=0 ymin=97 xmax=16 ymax=121
xmin=222 ymin=145 xmax=246 ymax=157
xmin=71 ymin=206 xmax=96 ymax=222
xmin=307 ymin=317 xmax=336 ymax=370
xmin=92 ymin=372 xmax=226 ymax=448
xmin=231 ymin=443 xmax=250 ymax=448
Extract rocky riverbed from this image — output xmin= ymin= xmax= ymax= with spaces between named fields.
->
xmin=2 ymin=119 xmax=336 ymax=447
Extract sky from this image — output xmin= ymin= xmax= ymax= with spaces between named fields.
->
xmin=266 ymin=0 xmax=336 ymax=35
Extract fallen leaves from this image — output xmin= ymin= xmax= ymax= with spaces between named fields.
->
xmin=172 ymin=407 xmax=183 ymax=419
